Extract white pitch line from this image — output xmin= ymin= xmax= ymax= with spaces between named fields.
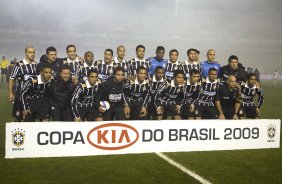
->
xmin=155 ymin=152 xmax=212 ymax=184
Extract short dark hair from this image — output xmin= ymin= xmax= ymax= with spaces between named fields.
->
xmin=169 ymin=49 xmax=178 ymax=55
xmin=105 ymin=49 xmax=113 ymax=56
xmin=66 ymin=44 xmax=76 ymax=52
xmin=156 ymin=46 xmax=165 ymax=52
xmin=195 ymin=49 xmax=200 ymax=54
xmin=190 ymin=69 xmax=200 ymax=76
xmin=173 ymin=69 xmax=184 ymax=78
xmin=46 ymin=46 xmax=57 ymax=55
xmin=187 ymin=48 xmax=196 ymax=55
xmin=136 ymin=45 xmax=145 ymax=52
xmin=84 ymin=51 xmax=94 ymax=57
xmin=208 ymin=68 xmax=218 ymax=74
xmin=155 ymin=66 xmax=164 ymax=73
xmin=59 ymin=64 xmax=71 ymax=73
xmin=247 ymin=73 xmax=257 ymax=80
xmin=113 ymin=66 xmax=124 ymax=75
xmin=87 ymin=69 xmax=98 ymax=77
xmin=136 ymin=66 xmax=147 ymax=74
xmin=228 ymin=55 xmax=239 ymax=63
xmin=40 ymin=63 xmax=52 ymax=72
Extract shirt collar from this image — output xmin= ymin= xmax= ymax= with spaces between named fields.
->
xmin=135 ymin=57 xmax=145 ymax=62
xmin=67 ymin=57 xmax=79 ymax=63
xmin=153 ymin=75 xmax=164 ymax=82
xmin=114 ymin=57 xmax=126 ymax=63
xmin=135 ymin=78 xmax=146 ymax=85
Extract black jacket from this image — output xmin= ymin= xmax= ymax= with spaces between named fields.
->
xmin=219 ymin=63 xmax=247 ymax=83
xmin=47 ymin=77 xmax=75 ymax=108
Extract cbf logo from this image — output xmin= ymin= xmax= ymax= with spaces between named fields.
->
xmin=12 ymin=128 xmax=25 ymax=149
xmin=267 ymin=124 xmax=276 ymax=142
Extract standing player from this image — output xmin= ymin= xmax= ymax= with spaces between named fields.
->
xmin=273 ymin=69 xmax=279 ymax=85
xmin=182 ymin=69 xmax=201 ymax=119
xmin=164 ymin=49 xmax=182 ymax=81
xmin=201 ymin=49 xmax=221 ymax=78
xmin=182 ymin=48 xmax=202 ymax=79
xmin=95 ymin=67 xmax=127 ymax=120
xmin=154 ymin=70 xmax=186 ymax=120
xmin=215 ymin=75 xmax=242 ymax=119
xmin=20 ymin=64 xmax=52 ymax=122
xmin=128 ymin=45 xmax=150 ymax=76
xmin=8 ymin=46 xmax=37 ymax=121
xmin=71 ymin=69 xmax=103 ymax=121
xmin=94 ymin=49 xmax=115 ymax=82
xmin=0 ymin=56 xmax=9 ymax=86
xmin=37 ymin=46 xmax=62 ymax=79
xmin=148 ymin=46 xmax=167 ymax=75
xmin=238 ymin=73 xmax=264 ymax=119
xmin=219 ymin=55 xmax=247 ymax=83
xmin=113 ymin=45 xmax=130 ymax=78
xmin=192 ymin=68 xmax=221 ymax=119
xmin=62 ymin=45 xmax=82 ymax=84
xmin=48 ymin=65 xmax=75 ymax=121
xmin=148 ymin=66 xmax=166 ymax=119
xmin=124 ymin=66 xmax=150 ymax=120
xmin=77 ymin=51 xmax=95 ymax=82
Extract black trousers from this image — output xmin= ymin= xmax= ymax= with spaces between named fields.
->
xmin=103 ymin=103 xmax=125 ymax=121
xmin=50 ymin=106 xmax=73 ymax=121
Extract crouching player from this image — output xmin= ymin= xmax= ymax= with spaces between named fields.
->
xmin=182 ymin=69 xmax=201 ymax=119
xmin=20 ymin=64 xmax=52 ymax=121
xmin=238 ymin=73 xmax=264 ymax=119
xmin=71 ymin=69 xmax=103 ymax=121
xmin=123 ymin=66 xmax=150 ymax=120
xmin=154 ymin=69 xmax=186 ymax=120
xmin=95 ymin=67 xmax=127 ymax=120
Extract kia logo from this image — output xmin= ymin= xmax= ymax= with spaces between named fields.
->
xmin=87 ymin=123 xmax=139 ymax=150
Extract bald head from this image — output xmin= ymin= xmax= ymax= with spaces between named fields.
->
xmin=25 ymin=46 xmax=35 ymax=62
xmin=206 ymin=49 xmax=215 ymax=62
xmin=227 ymin=75 xmax=237 ymax=89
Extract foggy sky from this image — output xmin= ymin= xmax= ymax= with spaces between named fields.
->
xmin=0 ymin=0 xmax=282 ymax=73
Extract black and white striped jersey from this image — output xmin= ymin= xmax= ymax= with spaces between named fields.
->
xmin=71 ymin=80 xmax=101 ymax=119
xmin=184 ymin=79 xmax=201 ymax=104
xmin=164 ymin=60 xmax=182 ymax=81
xmin=181 ymin=60 xmax=202 ymax=79
xmin=240 ymin=82 xmax=264 ymax=108
xmin=193 ymin=77 xmax=220 ymax=105
xmin=113 ymin=57 xmax=130 ymax=78
xmin=10 ymin=59 xmax=37 ymax=99
xmin=94 ymin=60 xmax=114 ymax=82
xmin=154 ymin=79 xmax=185 ymax=108
xmin=77 ymin=62 xmax=96 ymax=82
xmin=20 ymin=74 xmax=52 ymax=110
xmin=61 ymin=57 xmax=82 ymax=76
xmin=128 ymin=57 xmax=150 ymax=76
xmin=123 ymin=76 xmax=150 ymax=108
xmin=149 ymin=76 xmax=166 ymax=98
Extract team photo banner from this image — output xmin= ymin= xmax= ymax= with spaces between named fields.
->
xmin=5 ymin=119 xmax=280 ymax=158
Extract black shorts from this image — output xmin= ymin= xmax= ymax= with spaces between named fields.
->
xmin=79 ymin=106 xmax=102 ymax=121
xmin=182 ymin=103 xmax=195 ymax=118
xmin=103 ymin=103 xmax=125 ymax=121
xmin=1 ymin=69 xmax=7 ymax=75
xmin=194 ymin=103 xmax=218 ymax=119
xmin=24 ymin=97 xmax=50 ymax=121
xmin=221 ymin=106 xmax=235 ymax=119
xmin=238 ymin=105 xmax=257 ymax=118
xmin=158 ymin=101 xmax=182 ymax=117
xmin=127 ymin=100 xmax=146 ymax=120
xmin=50 ymin=106 xmax=73 ymax=121
xmin=148 ymin=102 xmax=157 ymax=117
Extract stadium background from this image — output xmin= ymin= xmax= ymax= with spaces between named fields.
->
xmin=0 ymin=0 xmax=282 ymax=183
